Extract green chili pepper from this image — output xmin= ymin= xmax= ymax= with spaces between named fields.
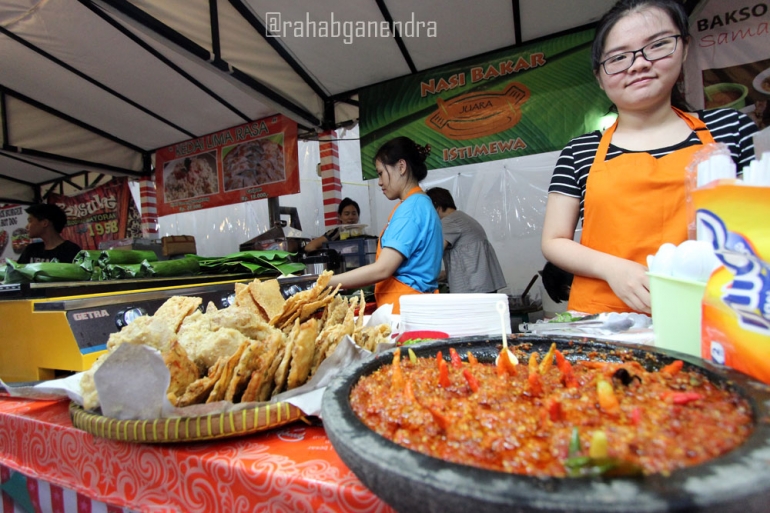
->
xmin=568 ymin=427 xmax=581 ymax=458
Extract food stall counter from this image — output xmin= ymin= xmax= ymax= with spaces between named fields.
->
xmin=0 ymin=396 xmax=392 ymax=513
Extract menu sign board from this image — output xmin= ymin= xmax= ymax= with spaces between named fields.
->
xmin=684 ymin=0 xmax=770 ymax=127
xmin=358 ymin=28 xmax=612 ymax=179
xmin=0 ymin=205 xmax=28 ymax=264
xmin=155 ymin=115 xmax=299 ymax=216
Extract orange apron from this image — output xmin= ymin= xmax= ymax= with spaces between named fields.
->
xmin=374 ymin=186 xmax=434 ymax=314
xmin=567 ymin=108 xmax=715 ymax=314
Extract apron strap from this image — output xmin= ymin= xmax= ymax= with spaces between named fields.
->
xmin=596 ymin=107 xmax=715 ymax=163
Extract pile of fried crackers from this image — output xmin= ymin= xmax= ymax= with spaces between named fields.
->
xmin=80 ymin=271 xmax=391 ymax=411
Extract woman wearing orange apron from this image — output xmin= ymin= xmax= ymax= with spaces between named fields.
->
xmin=541 ymin=0 xmax=757 ymax=315
xmin=329 ymin=137 xmax=443 ymax=314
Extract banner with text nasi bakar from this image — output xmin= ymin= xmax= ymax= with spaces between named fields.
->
xmin=358 ymin=28 xmax=612 ymax=179
xmin=155 ymin=115 xmax=299 ymax=216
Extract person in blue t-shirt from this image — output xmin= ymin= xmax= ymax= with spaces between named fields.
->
xmin=329 ymin=137 xmax=443 ymax=314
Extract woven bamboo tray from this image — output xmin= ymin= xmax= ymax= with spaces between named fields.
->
xmin=69 ymin=401 xmax=306 ymax=443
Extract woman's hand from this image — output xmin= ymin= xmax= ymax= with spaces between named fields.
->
xmin=328 ymin=248 xmax=404 ymax=290
xmin=303 ymin=235 xmax=328 ymax=253
xmin=603 ymin=259 xmax=651 ymax=314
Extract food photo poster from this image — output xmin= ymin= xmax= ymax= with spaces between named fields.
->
xmin=154 ymin=115 xmax=299 ymax=217
xmin=684 ymin=0 xmax=770 ymax=130
xmin=0 ymin=205 xmax=28 ymax=264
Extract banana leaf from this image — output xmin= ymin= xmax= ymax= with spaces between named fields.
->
xmin=197 ymin=260 xmax=268 ymax=275
xmin=104 ymin=263 xmax=143 ymax=280
xmin=264 ymin=261 xmax=306 ymax=276
xmin=3 ymin=260 xmax=91 ymax=284
xmin=190 ymin=250 xmax=303 ymax=276
xmin=188 ymin=250 xmax=295 ymax=264
xmin=98 ymin=250 xmax=158 ymax=265
xmin=139 ymin=257 xmax=200 ymax=278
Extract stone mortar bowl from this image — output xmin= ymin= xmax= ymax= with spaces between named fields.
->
xmin=322 ymin=335 xmax=770 ymax=513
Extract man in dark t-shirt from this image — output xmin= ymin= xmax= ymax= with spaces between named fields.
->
xmin=17 ymin=204 xmax=82 ymax=264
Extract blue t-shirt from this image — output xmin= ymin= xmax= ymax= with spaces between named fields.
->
xmin=380 ymin=192 xmax=443 ymax=293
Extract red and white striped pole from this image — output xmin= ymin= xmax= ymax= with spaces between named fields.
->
xmin=318 ymin=130 xmax=341 ymax=227
xmin=139 ymin=177 xmax=159 ymax=238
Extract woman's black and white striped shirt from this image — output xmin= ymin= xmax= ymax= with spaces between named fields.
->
xmin=548 ymin=108 xmax=758 ymax=222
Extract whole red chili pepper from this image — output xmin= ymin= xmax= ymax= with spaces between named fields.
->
xmin=631 ymin=407 xmax=642 ymax=426
xmin=428 ymin=406 xmax=449 ymax=431
xmin=546 ymin=397 xmax=562 ymax=421
xmin=528 ymin=353 xmax=543 ymax=395
xmin=661 ymin=360 xmax=684 ymax=376
xmin=391 ymin=348 xmax=404 ymax=392
xmin=463 ymin=368 xmax=480 ymax=392
xmin=449 ymin=347 xmax=463 ymax=369
xmin=664 ymin=391 xmax=703 ymax=405
xmin=554 ymin=350 xmax=579 ymax=389
xmin=438 ymin=358 xmax=451 ymax=388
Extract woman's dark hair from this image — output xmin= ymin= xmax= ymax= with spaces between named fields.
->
xmin=426 ymin=187 xmax=457 ymax=210
xmin=337 ymin=197 xmax=360 ymax=216
xmin=374 ymin=136 xmax=431 ymax=181
xmin=592 ymin=0 xmax=691 ymax=111
xmin=25 ymin=203 xmax=68 ymax=233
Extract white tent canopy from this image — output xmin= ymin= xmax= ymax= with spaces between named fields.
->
xmin=0 ymin=0 xmax=687 ymax=203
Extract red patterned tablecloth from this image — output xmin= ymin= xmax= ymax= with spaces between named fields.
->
xmin=0 ymin=397 xmax=393 ymax=513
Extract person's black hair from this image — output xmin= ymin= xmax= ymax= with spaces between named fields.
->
xmin=374 ymin=136 xmax=431 ymax=182
xmin=592 ymin=0 xmax=691 ymax=111
xmin=337 ymin=197 xmax=360 ymax=216
xmin=539 ymin=262 xmax=574 ymax=303
xmin=25 ymin=203 xmax=68 ymax=233
xmin=426 ymin=187 xmax=457 ymax=210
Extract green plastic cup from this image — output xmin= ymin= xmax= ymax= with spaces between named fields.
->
xmin=648 ymin=272 xmax=707 ymax=358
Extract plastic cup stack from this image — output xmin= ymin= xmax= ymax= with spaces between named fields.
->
xmin=697 ymin=153 xmax=736 ymax=187
xmin=742 ymin=152 xmax=770 ymax=186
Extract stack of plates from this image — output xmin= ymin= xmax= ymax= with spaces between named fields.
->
xmin=399 ymin=294 xmax=511 ymax=338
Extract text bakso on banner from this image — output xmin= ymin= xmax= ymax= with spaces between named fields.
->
xmin=155 ymin=115 xmax=299 ymax=217
xmin=48 ymin=177 xmax=133 ymax=251
xmin=358 ymin=28 xmax=612 ymax=179
xmin=684 ymin=0 xmax=769 ymax=122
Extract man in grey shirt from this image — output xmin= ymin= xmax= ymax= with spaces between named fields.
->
xmin=427 ymin=188 xmax=506 ymax=294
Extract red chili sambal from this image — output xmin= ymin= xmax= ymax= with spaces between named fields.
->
xmin=349 ymin=346 xmax=752 ymax=477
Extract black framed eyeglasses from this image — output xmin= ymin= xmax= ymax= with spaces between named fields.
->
xmin=600 ymin=35 xmax=682 ymax=75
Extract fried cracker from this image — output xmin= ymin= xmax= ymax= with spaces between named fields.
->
xmin=153 ymin=296 xmax=203 ymax=332
xmin=249 ymin=279 xmax=285 ymax=321
xmin=235 ymin=282 xmax=265 ymax=320
xmin=287 ymin=318 xmax=319 ymax=390
xmin=177 ymin=357 xmax=227 ymax=407
xmin=299 ymin=294 xmax=336 ymax=320
xmin=225 ymin=338 xmax=264 ymax=402
xmin=240 ymin=370 xmax=263 ymax=404
xmin=311 ymin=324 xmax=342 ymax=376
xmin=162 ymin=338 xmax=201 ymax=399
xmin=256 ymin=335 xmax=286 ymax=401
xmin=207 ymin=341 xmax=248 ymax=403
xmin=323 ymin=298 xmax=357 ymax=359
xmin=272 ymin=319 xmax=298 ymax=397
xmin=242 ymin=331 xmax=285 ymax=402
xmin=325 ymin=296 xmax=349 ymax=327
